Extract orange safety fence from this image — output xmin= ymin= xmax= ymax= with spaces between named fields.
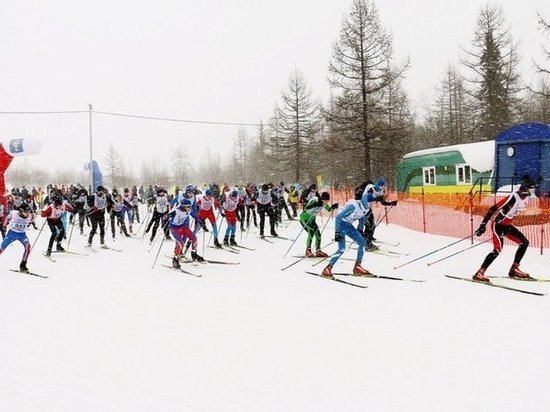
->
xmin=326 ymin=187 xmax=549 ymax=255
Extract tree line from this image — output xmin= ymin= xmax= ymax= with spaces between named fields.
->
xmin=224 ymin=1 xmax=550 ymax=188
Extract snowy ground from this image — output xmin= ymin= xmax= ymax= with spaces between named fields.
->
xmin=1 ymin=211 xmax=549 ymax=412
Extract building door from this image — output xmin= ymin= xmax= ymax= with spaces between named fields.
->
xmin=514 ymin=142 xmax=541 ymax=185
xmin=495 ymin=144 xmax=515 ymax=190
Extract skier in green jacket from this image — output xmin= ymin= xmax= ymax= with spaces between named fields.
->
xmin=299 ymin=191 xmax=338 ymax=257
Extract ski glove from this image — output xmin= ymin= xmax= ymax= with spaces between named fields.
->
xmin=390 ymin=200 xmax=398 ymax=206
xmin=475 ymin=222 xmax=487 ymax=236
xmin=331 ymin=203 xmax=339 ymax=209
xmin=334 ymin=231 xmax=343 ymax=242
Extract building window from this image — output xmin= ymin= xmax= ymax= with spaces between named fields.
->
xmin=456 ymin=164 xmax=472 ymax=185
xmin=422 ymin=167 xmax=436 ymax=186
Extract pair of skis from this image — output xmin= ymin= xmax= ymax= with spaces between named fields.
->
xmin=209 ymin=244 xmax=255 ymax=253
xmin=161 ymin=264 xmax=202 ymax=277
xmin=305 ymin=271 xmax=425 ymax=288
xmin=85 ymin=244 xmax=123 ymax=253
xmin=43 ymin=250 xmax=90 ymax=262
xmin=166 ymin=255 xmax=240 ymax=266
xmin=445 ymin=275 xmax=547 ymax=296
xmin=9 ymin=269 xmax=49 ymax=279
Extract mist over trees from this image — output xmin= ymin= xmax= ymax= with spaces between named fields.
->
xmin=210 ymin=1 xmax=549 ymax=189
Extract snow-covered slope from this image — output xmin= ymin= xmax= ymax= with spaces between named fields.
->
xmin=1 ymin=211 xmax=549 ymax=411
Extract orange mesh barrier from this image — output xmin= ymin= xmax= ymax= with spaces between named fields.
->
xmin=325 ymin=187 xmax=549 ymax=254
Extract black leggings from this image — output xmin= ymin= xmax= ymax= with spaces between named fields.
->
xmin=257 ymin=205 xmax=275 ymax=235
xmin=47 ymin=219 xmax=65 ymax=252
xmin=481 ymin=224 xmax=529 ymax=269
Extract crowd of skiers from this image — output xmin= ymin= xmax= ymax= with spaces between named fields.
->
xmin=0 ymin=176 xmax=539 ymax=283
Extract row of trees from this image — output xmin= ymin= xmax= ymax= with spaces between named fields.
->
xmin=224 ymin=1 xmax=550 ymax=188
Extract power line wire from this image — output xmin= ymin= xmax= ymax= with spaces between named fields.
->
xmin=0 ymin=108 xmax=260 ymax=127
xmin=92 ymin=110 xmax=260 ymax=127
xmin=0 ymin=110 xmax=87 ymax=114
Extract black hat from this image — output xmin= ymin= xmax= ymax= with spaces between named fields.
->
xmin=19 ymin=203 xmax=31 ymax=213
xmin=96 ymin=186 xmax=105 ymax=192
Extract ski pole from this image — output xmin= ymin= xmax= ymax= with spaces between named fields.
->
xmin=151 ymin=229 xmax=168 ymax=269
xmin=393 ymin=234 xmax=472 ymax=270
xmin=281 ymin=240 xmax=336 ymax=271
xmin=318 ymin=209 xmax=335 ymax=236
xmin=375 ymin=205 xmax=394 ymax=228
xmin=282 ymin=223 xmax=305 ymax=258
xmin=245 ymin=212 xmax=252 ymax=239
xmin=426 ymin=239 xmax=491 ymax=266
xmin=311 ymin=238 xmax=351 ymax=267
xmin=148 ymin=218 xmax=167 ymax=252
xmin=30 ymin=218 xmax=48 ymax=253
xmin=207 ymin=213 xmax=222 ymax=247
xmin=216 ymin=214 xmax=225 ymax=246
xmin=140 ymin=213 xmax=152 ymax=241
xmin=67 ymin=217 xmax=76 ymax=249
xmin=135 ymin=208 xmax=152 ymax=237
xmin=282 ymin=210 xmax=333 ymax=259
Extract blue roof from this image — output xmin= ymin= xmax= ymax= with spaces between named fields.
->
xmin=495 ymin=122 xmax=550 ymax=143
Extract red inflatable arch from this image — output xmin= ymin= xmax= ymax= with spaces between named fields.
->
xmin=0 ymin=138 xmax=42 ymax=205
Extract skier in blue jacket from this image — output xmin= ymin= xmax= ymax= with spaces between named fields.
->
xmin=321 ymin=190 xmax=372 ymax=278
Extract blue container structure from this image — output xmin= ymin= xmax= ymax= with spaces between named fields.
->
xmin=494 ymin=123 xmax=550 ymax=196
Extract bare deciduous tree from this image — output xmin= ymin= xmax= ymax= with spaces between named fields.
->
xmin=327 ymin=0 xmax=409 ymax=180
xmin=104 ymin=145 xmax=126 ymax=189
xmin=276 ymin=69 xmax=321 ymax=182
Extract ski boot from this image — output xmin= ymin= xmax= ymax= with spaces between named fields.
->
xmin=56 ymin=243 xmax=65 ymax=252
xmin=45 ymin=249 xmax=52 ymax=257
xmin=353 ymin=263 xmax=371 ymax=276
xmin=230 ymin=236 xmax=238 ymax=246
xmin=315 ymin=249 xmax=329 ymax=258
xmin=270 ymin=230 xmax=278 ymax=237
xmin=365 ymin=242 xmax=379 ymax=251
xmin=509 ymin=263 xmax=531 ymax=280
xmin=191 ymin=251 xmax=205 ymax=262
xmin=259 ymin=232 xmax=265 ymax=239
xmin=223 ymin=237 xmax=230 ymax=246
xmin=305 ymin=247 xmax=314 ymax=257
xmin=473 ymin=267 xmax=490 ymax=282
xmin=214 ymin=238 xmax=222 ymax=248
xmin=172 ymin=257 xmax=181 ymax=269
xmin=321 ymin=265 xmax=334 ymax=279
xmin=19 ymin=260 xmax=29 ymax=273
